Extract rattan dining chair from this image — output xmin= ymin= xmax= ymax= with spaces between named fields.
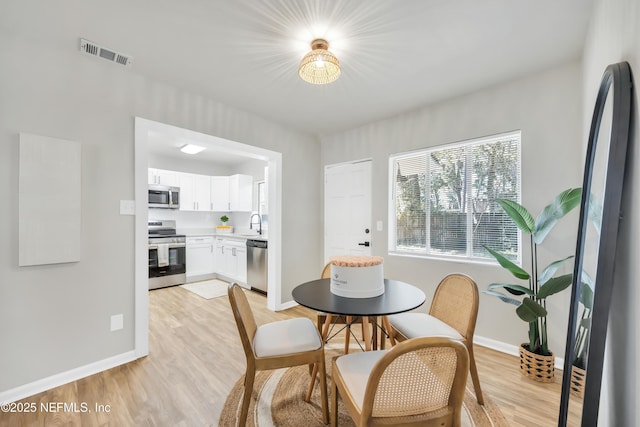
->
xmin=315 ymin=262 xmax=333 ymax=330
xmin=331 ymin=336 xmax=469 ymax=427
xmin=387 ymin=273 xmax=484 ymax=405
xmin=228 ymin=283 xmax=329 ymax=425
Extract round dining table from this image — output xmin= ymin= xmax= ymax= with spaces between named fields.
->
xmin=293 ymin=278 xmax=426 ymax=401
xmin=292 ymin=278 xmax=426 ymax=351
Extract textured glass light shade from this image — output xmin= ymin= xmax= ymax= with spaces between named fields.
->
xmin=298 ymin=39 xmax=341 ymax=85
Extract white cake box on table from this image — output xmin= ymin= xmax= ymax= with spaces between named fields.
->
xmin=330 ymin=255 xmax=384 ymax=298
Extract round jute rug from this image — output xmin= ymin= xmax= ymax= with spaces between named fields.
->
xmin=219 ymin=348 xmax=509 ymax=427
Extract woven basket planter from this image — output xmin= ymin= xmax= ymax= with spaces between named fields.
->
xmin=519 ymin=344 xmax=554 ymax=383
xmin=570 ymin=365 xmax=586 ymax=398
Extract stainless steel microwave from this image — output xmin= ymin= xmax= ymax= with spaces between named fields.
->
xmin=148 ymin=185 xmax=180 ymax=209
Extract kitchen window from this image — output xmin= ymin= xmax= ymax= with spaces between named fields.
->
xmin=389 ymin=131 xmax=521 ymax=263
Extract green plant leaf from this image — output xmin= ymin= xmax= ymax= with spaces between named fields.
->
xmin=484 ymin=246 xmax=530 ymax=280
xmin=581 ymin=270 xmax=594 ymax=291
xmin=579 ymin=281 xmax=594 ymax=309
xmin=496 ymin=199 xmax=534 ymax=233
xmin=516 ymin=297 xmax=547 ymax=322
xmin=482 ymin=289 xmax=521 ymax=306
xmin=487 ymin=283 xmax=532 ymax=296
xmin=528 ymin=324 xmax=537 ymax=351
xmin=537 ymin=274 xmax=573 ymax=299
xmin=533 ymin=188 xmax=582 ymax=244
xmin=538 ymin=256 xmax=574 ymax=285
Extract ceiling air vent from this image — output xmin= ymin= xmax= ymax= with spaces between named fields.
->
xmin=79 ymin=38 xmax=133 ymax=67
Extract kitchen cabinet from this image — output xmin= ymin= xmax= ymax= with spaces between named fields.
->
xmin=149 ymin=168 xmax=252 ymax=213
xmin=210 ymin=174 xmax=252 ymax=212
xmin=234 ymin=245 xmax=247 ymax=283
xmin=211 ymin=176 xmax=230 ymax=211
xmin=229 ymin=174 xmax=253 ymax=211
xmin=148 ymin=168 xmax=179 ymax=186
xmin=179 ymin=172 xmax=211 ymax=211
xmin=186 ymin=236 xmax=215 ymax=279
xmin=215 ymin=238 xmax=247 ymax=284
xmin=215 ymin=238 xmax=226 ymax=275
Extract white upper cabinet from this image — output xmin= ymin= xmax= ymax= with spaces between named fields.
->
xmin=194 ymin=174 xmax=212 ymax=211
xmin=150 ymin=168 xmax=252 ymax=212
xmin=211 ymin=174 xmax=252 ymax=212
xmin=179 ymin=172 xmax=211 ymax=211
xmin=148 ymin=168 xmax=179 ymax=186
xmin=179 ymin=173 xmax=196 ymax=210
xmin=211 ymin=176 xmax=230 ymax=211
xmin=229 ymin=174 xmax=253 ymax=212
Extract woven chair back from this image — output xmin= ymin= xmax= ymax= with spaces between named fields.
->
xmin=359 ymin=336 xmax=468 ymax=423
xmin=429 ymin=273 xmax=479 ymax=340
xmin=228 ymin=283 xmax=258 ymax=360
xmin=321 ymin=262 xmax=331 ymax=279
xmin=374 ymin=347 xmax=457 ymax=416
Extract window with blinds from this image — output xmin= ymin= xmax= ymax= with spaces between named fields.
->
xmin=389 ymin=131 xmax=521 ymax=263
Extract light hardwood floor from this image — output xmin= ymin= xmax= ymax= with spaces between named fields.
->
xmin=0 ymin=285 xmax=581 ymax=426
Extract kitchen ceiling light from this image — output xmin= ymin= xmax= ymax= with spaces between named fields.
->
xmin=180 ymin=144 xmax=206 ymax=154
xmin=298 ymin=39 xmax=341 ymax=85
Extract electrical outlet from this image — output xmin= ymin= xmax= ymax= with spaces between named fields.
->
xmin=110 ymin=314 xmax=124 ymax=331
xmin=376 ymin=220 xmax=383 ymax=231
xmin=120 ymin=200 xmax=135 ymax=215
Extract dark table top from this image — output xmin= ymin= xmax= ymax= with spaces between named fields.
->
xmin=292 ymin=278 xmax=426 ymax=317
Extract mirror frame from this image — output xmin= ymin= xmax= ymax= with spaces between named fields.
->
xmin=558 ymin=62 xmax=632 ymax=426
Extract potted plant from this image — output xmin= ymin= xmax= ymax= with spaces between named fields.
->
xmin=217 ymin=215 xmax=233 ymax=233
xmin=569 ymin=274 xmax=593 ymax=397
xmin=569 ymin=195 xmax=601 ymax=396
xmin=483 ymin=188 xmax=581 ymax=382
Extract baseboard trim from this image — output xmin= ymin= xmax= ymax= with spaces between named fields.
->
xmin=474 ymin=335 xmax=565 ymax=370
xmin=474 ymin=335 xmax=520 ymax=357
xmin=186 ymin=273 xmax=216 ymax=283
xmin=277 ymin=300 xmax=298 ymax=311
xmin=0 ymin=333 xmax=565 ymax=404
xmin=0 ymin=350 xmax=138 ymax=404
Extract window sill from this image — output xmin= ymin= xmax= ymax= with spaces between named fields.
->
xmin=387 ymin=250 xmax=501 ymax=267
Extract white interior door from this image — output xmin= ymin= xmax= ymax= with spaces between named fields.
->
xmin=324 ymin=160 xmax=372 ymax=261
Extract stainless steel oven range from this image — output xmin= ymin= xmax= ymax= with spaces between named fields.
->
xmin=148 ymin=220 xmax=186 ymax=290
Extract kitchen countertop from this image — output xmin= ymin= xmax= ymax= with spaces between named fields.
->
xmin=179 ymin=228 xmax=267 ymax=241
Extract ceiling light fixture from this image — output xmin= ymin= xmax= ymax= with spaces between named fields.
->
xmin=180 ymin=144 xmax=206 ymax=154
xmin=298 ymin=39 xmax=341 ymax=85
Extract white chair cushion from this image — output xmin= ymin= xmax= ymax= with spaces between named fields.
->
xmin=389 ymin=313 xmax=462 ymax=340
xmin=253 ymin=317 xmax=322 ymax=357
xmin=335 ymin=350 xmax=387 ymax=411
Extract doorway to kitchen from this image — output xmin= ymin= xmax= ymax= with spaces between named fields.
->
xmin=133 ymin=117 xmax=282 ymax=357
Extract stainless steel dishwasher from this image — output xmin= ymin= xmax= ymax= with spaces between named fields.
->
xmin=246 ymin=239 xmax=268 ymax=295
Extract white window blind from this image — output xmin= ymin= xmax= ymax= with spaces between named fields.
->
xmin=390 ymin=131 xmax=521 ymax=263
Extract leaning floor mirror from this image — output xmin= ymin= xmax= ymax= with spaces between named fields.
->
xmin=558 ymin=62 xmax=632 ymax=426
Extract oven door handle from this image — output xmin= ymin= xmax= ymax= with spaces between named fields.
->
xmin=149 ymin=243 xmax=186 ymax=250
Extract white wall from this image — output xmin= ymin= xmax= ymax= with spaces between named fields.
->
xmin=0 ymin=34 xmax=321 ymax=394
xmin=582 ymin=0 xmax=640 ymax=424
xmin=148 ymin=153 xmax=238 ymax=175
xmin=320 ymin=62 xmax=583 ymax=358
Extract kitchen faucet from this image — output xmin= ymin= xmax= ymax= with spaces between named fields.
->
xmin=249 ymin=213 xmax=262 ymax=235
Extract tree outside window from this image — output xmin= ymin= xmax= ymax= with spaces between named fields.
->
xmin=390 ymin=131 xmax=521 ymax=263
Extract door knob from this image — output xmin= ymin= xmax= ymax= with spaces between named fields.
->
xmin=358 ymin=242 xmax=370 ymax=247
